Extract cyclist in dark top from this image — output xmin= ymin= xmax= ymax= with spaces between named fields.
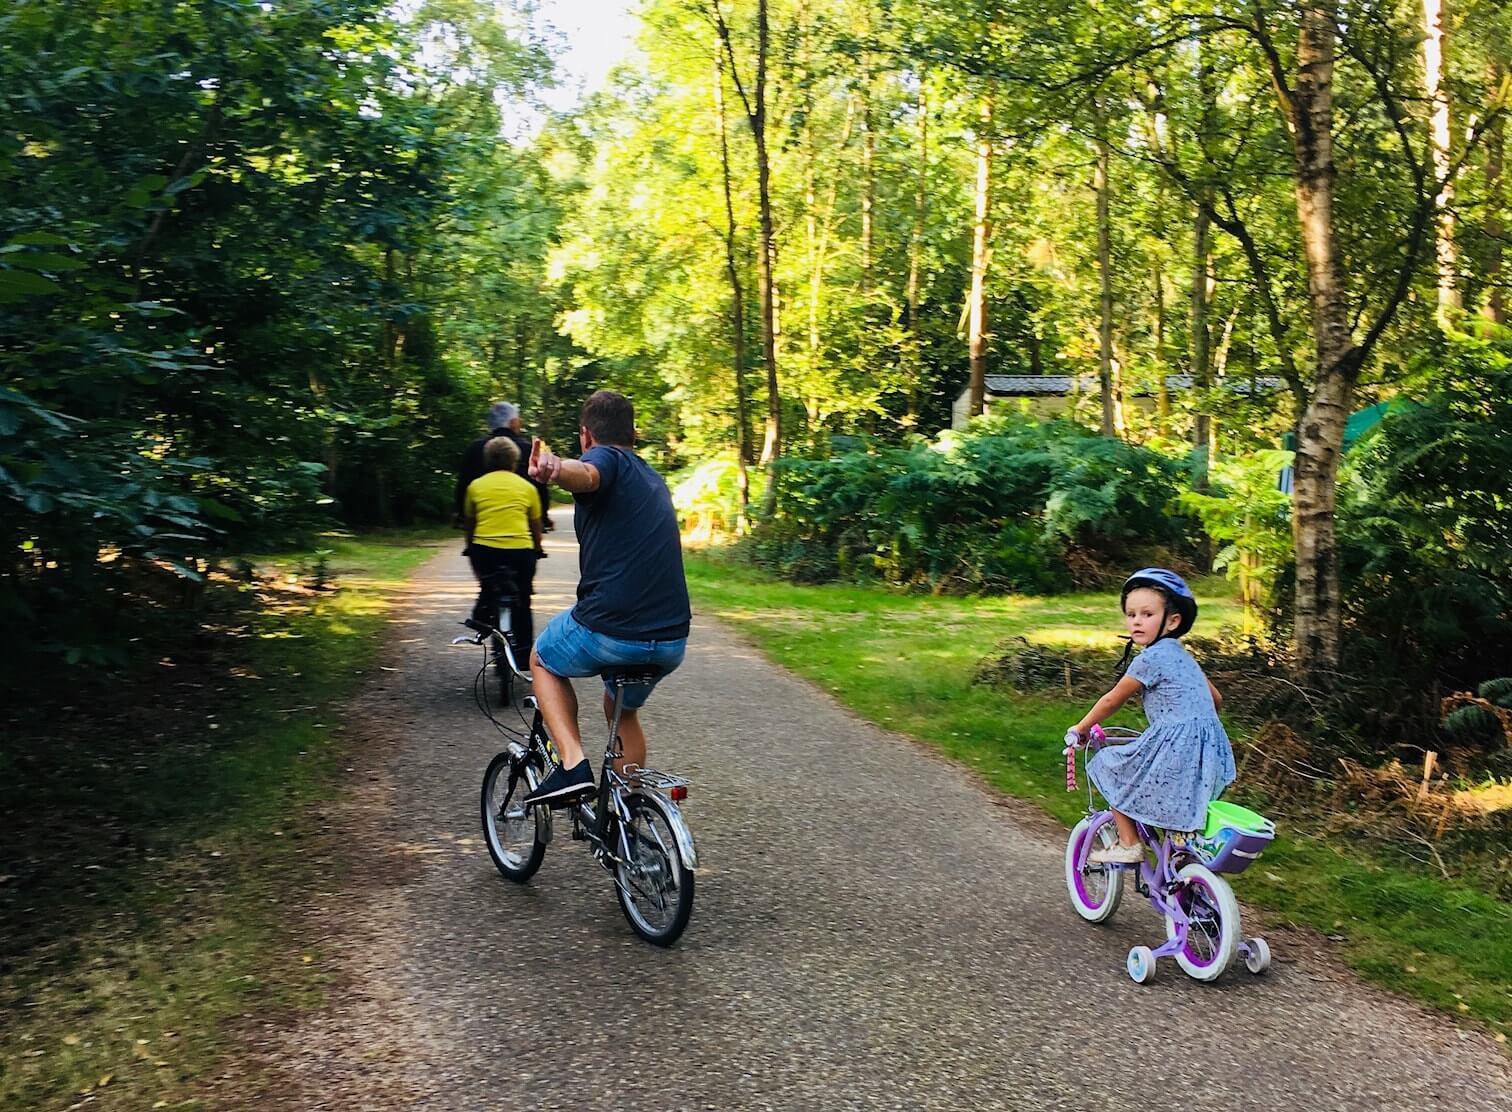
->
xmin=523 ymin=390 xmax=690 ymax=806
xmin=455 ymin=402 xmax=552 ymax=534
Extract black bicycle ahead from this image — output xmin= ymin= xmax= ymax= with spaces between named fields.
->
xmin=457 ymin=617 xmax=698 ymax=946
xmin=457 ymin=566 xmax=525 ymax=708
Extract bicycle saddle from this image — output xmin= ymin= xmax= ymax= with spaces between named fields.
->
xmin=601 ymin=664 xmax=665 ymax=686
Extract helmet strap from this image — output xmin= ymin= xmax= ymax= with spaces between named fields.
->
xmin=1113 ymin=636 xmax=1135 ymax=677
xmin=1125 ymin=606 xmax=1178 ymax=674
xmin=1152 ymin=605 xmax=1173 ymax=644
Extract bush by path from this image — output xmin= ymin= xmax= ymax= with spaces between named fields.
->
xmin=742 ymin=416 xmax=1197 ymax=592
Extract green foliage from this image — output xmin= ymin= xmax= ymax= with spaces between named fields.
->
xmin=748 ymin=416 xmax=1190 ymax=592
xmin=0 ymin=0 xmax=557 ymax=665
xmin=670 ymin=454 xmax=762 ymax=543
xmin=1440 ymin=677 xmax=1512 ymax=751
xmin=1480 ymin=677 xmax=1512 ymax=710
xmin=1442 ymin=705 xmax=1501 ymax=748
xmin=1338 ymin=336 xmax=1512 ymax=690
xmin=1037 ymin=429 xmax=1192 ymax=547
xmin=1179 ymin=448 xmax=1294 ymax=619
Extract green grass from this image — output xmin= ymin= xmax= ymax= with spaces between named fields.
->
xmin=0 ymin=527 xmax=449 ymax=1110
xmin=686 ymin=553 xmax=1512 ymax=1042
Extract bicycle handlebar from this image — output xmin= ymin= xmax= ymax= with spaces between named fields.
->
xmin=1063 ymin=724 xmax=1106 ymax=792
xmin=459 ymin=619 xmax=533 ymax=682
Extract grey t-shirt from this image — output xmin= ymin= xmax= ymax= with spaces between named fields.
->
xmin=571 ymin=445 xmax=691 ymax=641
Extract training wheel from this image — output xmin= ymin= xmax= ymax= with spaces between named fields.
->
xmin=1126 ymin=945 xmax=1156 ymax=984
xmin=1243 ymin=937 xmax=1271 ymax=975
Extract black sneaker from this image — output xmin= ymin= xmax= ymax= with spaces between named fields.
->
xmin=525 ymin=759 xmax=595 ymax=807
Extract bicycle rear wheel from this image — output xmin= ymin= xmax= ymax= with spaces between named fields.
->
xmin=492 ymin=634 xmax=515 ymax=708
xmin=613 ymin=792 xmax=694 ymax=946
xmin=1163 ymin=863 xmax=1240 ymax=981
xmin=481 ymin=749 xmax=547 ymax=881
xmin=493 ymin=601 xmax=517 ymax=707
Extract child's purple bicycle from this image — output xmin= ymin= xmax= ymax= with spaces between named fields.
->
xmin=1063 ymin=724 xmax=1276 ymax=984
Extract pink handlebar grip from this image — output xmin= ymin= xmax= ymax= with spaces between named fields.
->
xmin=1064 ymin=725 xmax=1107 ymax=792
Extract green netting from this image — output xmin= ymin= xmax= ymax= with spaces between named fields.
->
xmin=1203 ymin=799 xmax=1273 ymax=839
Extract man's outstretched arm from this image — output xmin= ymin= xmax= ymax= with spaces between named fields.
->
xmin=528 ymin=439 xmax=600 ymax=493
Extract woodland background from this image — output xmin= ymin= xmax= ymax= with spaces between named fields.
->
xmin=4 ymin=0 xmax=1510 ymax=765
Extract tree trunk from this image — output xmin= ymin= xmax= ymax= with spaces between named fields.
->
xmin=1094 ymin=112 xmax=1117 ymax=437
xmin=804 ymin=67 xmax=820 ymax=410
xmin=1192 ymin=48 xmax=1217 ymax=476
xmin=861 ymin=89 xmax=875 ymax=296
xmin=714 ymin=53 xmax=752 ymax=518
xmin=382 ymin=247 xmax=397 ymax=371
xmin=711 ymin=0 xmax=780 ymax=507
xmin=967 ymin=92 xmax=993 ymax=418
xmin=1423 ymin=0 xmax=1460 ymax=319
xmin=1151 ymin=172 xmax=1173 ymax=435
xmin=1485 ymin=60 xmax=1506 ymax=325
xmin=756 ymin=128 xmax=780 ymax=480
xmin=1290 ymin=2 xmax=1356 ymax=680
xmin=858 ymin=1 xmax=876 ymax=296
xmin=1191 ymin=201 xmax=1214 ymax=471
xmin=514 ymin=319 xmax=529 ymax=410
xmin=1154 ymin=259 xmax=1170 ymax=432
xmin=906 ymin=81 xmax=928 ymax=423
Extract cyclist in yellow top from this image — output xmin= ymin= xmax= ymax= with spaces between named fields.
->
xmin=463 ymin=436 xmax=543 ymax=656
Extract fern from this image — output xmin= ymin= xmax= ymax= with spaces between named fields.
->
xmin=1478 ymin=677 xmax=1512 ymax=710
xmin=1442 ymin=705 xmax=1500 ymax=747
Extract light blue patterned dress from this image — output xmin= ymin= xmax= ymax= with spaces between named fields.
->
xmin=1087 ymin=636 xmax=1235 ymax=832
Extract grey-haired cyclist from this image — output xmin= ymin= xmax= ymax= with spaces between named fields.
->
xmin=522 ymin=390 xmax=690 ymax=807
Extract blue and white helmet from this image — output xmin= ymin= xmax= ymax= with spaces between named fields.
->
xmin=1120 ymin=568 xmax=1197 ymax=638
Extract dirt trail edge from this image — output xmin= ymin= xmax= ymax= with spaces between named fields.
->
xmin=224 ymin=522 xmax=1512 ymax=1112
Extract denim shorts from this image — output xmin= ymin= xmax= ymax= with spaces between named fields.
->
xmin=534 ymin=609 xmax=687 ymax=709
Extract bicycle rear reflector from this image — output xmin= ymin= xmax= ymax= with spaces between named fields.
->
xmin=669 ymin=785 xmax=688 ymax=802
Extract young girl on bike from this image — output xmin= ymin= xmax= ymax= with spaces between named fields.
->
xmin=1069 ymin=568 xmax=1235 ymax=864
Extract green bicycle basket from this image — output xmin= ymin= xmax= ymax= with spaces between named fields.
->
xmin=1202 ymin=799 xmax=1274 ymax=840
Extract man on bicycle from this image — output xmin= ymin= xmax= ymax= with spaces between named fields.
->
xmin=524 ymin=390 xmax=690 ymax=806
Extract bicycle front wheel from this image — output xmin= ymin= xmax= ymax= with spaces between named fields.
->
xmin=1065 ymin=814 xmax=1125 ymax=923
xmin=613 ymin=792 xmax=695 ymax=946
xmin=481 ymin=750 xmax=547 ymax=881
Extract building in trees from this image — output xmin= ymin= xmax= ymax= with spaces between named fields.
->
xmin=951 ymin=375 xmax=1285 ymax=430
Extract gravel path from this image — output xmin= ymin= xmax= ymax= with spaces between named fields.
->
xmin=239 ymin=520 xmax=1512 ymax=1111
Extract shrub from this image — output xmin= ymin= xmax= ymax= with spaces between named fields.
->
xmin=671 ymin=455 xmax=761 ymax=545
xmin=746 ymin=415 xmax=1190 ymax=592
xmin=1337 ymin=335 xmax=1512 ymax=700
xmin=1179 ymin=448 xmax=1295 ymax=626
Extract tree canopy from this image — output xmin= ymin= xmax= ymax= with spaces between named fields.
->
xmin=4 ymin=0 xmax=1509 ymax=692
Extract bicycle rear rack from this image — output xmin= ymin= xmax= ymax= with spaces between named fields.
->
xmin=619 ymin=765 xmax=690 ymax=798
